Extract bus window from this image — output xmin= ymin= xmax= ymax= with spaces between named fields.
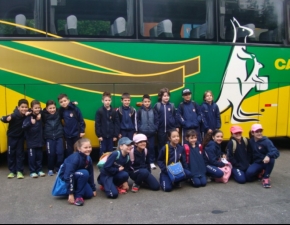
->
xmin=0 ymin=0 xmax=46 ymax=37
xmin=220 ymin=0 xmax=285 ymax=44
xmin=52 ymin=0 xmax=135 ymax=38
xmin=140 ymin=0 xmax=216 ymax=40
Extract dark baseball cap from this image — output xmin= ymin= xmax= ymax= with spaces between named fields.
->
xmin=182 ymin=89 xmax=192 ymax=96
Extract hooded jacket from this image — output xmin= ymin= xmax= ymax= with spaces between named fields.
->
xmin=177 ymin=101 xmax=201 ymax=129
xmin=117 ymin=106 xmax=137 ymax=132
xmin=200 ymin=102 xmax=221 ymax=132
xmin=154 ymin=101 xmax=178 ymax=132
xmin=137 ymin=105 xmax=158 ymax=136
xmin=1 ymin=107 xmax=26 ymax=138
xmin=249 ymin=137 xmax=280 ymax=163
xmin=203 ymin=140 xmax=225 ymax=168
xmin=42 ymin=108 xmax=63 ymax=140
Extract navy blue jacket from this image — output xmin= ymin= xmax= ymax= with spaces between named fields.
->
xmin=117 ymin=106 xmax=137 ymax=132
xmin=154 ymin=102 xmax=178 ymax=132
xmin=137 ymin=105 xmax=158 ymax=136
xmin=185 ymin=142 xmax=206 ymax=178
xmin=177 ymin=101 xmax=201 ymax=129
xmin=203 ymin=140 xmax=225 ymax=168
xmin=59 ymin=102 xmax=86 ymax=138
xmin=22 ymin=114 xmax=44 ymax=149
xmin=249 ymin=137 xmax=280 ymax=163
xmin=158 ymin=143 xmax=189 ymax=174
xmin=226 ymin=137 xmax=252 ymax=171
xmin=59 ymin=151 xmax=96 ymax=195
xmin=42 ymin=108 xmax=63 ymax=140
xmin=1 ymin=107 xmax=26 ymax=138
xmin=200 ymin=102 xmax=221 ymax=132
xmin=129 ymin=147 xmax=151 ymax=173
xmin=100 ymin=150 xmax=130 ymax=176
xmin=95 ymin=106 xmax=120 ymax=139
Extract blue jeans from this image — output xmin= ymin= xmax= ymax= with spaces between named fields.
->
xmin=73 ymin=169 xmax=94 ymax=199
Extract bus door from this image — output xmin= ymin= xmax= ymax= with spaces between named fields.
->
xmin=276 ymin=83 xmax=290 ymax=137
xmin=258 ymin=83 xmax=279 ymax=137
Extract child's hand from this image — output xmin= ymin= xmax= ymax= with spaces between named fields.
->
xmin=98 ymin=137 xmax=103 ymax=141
xmin=119 ymin=166 xmax=124 ymax=171
xmin=113 ymin=137 xmax=117 ymax=142
xmin=93 ymin=191 xmax=97 ymax=197
xmin=68 ymin=194 xmax=75 ymax=204
xmin=6 ymin=115 xmax=11 ymax=122
xmin=176 ymin=128 xmax=179 ymax=132
xmin=80 ymin=133 xmax=85 ymax=138
xmin=263 ymin=156 xmax=270 ymax=164
xmin=208 ymin=129 xmax=213 ymax=133
xmin=118 ymin=134 xmax=122 ymax=138
xmin=25 ymin=111 xmax=32 ymax=116
xmin=31 ymin=117 xmax=36 ymax=124
xmin=222 ymin=154 xmax=227 ymax=159
xmin=36 ymin=114 xmax=41 ymax=120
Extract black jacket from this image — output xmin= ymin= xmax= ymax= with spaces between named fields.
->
xmin=42 ymin=108 xmax=63 ymax=140
xmin=129 ymin=147 xmax=151 ymax=173
xmin=1 ymin=107 xmax=26 ymax=138
xmin=22 ymin=114 xmax=44 ymax=149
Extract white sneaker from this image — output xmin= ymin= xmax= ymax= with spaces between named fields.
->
xmin=150 ymin=163 xmax=156 ymax=170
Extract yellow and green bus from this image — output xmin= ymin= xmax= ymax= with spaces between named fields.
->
xmin=0 ymin=0 xmax=290 ymax=153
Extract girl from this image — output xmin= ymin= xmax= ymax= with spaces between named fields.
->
xmin=227 ymin=125 xmax=252 ymax=184
xmin=184 ymin=130 xmax=207 ymax=187
xmin=42 ymin=100 xmax=64 ymax=176
xmin=97 ymin=137 xmax=132 ymax=199
xmin=246 ymin=124 xmax=280 ymax=188
xmin=200 ymin=90 xmax=221 ymax=136
xmin=129 ymin=134 xmax=160 ymax=193
xmin=203 ymin=130 xmax=229 ymax=180
xmin=154 ymin=88 xmax=179 ymax=153
xmin=22 ymin=100 xmax=45 ymax=178
xmin=59 ymin=138 xmax=97 ymax=206
xmin=157 ymin=129 xmax=192 ymax=192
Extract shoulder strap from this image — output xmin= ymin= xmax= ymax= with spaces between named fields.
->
xmin=243 ymin=137 xmax=248 ymax=147
xmin=184 ymin=144 xmax=190 ymax=164
xmin=180 ymin=102 xmax=184 ymax=113
xmin=118 ymin=107 xmax=122 ymax=115
xmin=156 ymin=102 xmax=161 ymax=112
xmin=232 ymin=139 xmax=237 ymax=155
xmin=130 ymin=106 xmax=135 ymax=115
xmin=129 ymin=148 xmax=135 ymax=162
xmin=165 ymin=144 xmax=169 ymax=166
xmin=144 ymin=148 xmax=148 ymax=156
xmin=170 ymin=103 xmax=175 ymax=113
xmin=192 ymin=101 xmax=197 ymax=109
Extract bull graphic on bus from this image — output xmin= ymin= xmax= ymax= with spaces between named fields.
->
xmin=216 ymin=18 xmax=269 ymax=124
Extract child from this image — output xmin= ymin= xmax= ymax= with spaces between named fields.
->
xmin=203 ymin=130 xmax=229 ymax=180
xmin=58 ymin=93 xmax=86 ymax=158
xmin=226 ymin=125 xmax=252 ymax=184
xmin=1 ymin=99 xmax=28 ymax=179
xmin=22 ymin=100 xmax=45 ymax=178
xmin=117 ymin=92 xmax=137 ymax=140
xmin=246 ymin=124 xmax=280 ymax=188
xmin=137 ymin=94 xmax=158 ymax=169
xmin=97 ymin=137 xmax=132 ymax=199
xmin=58 ymin=138 xmax=97 ymax=206
xmin=129 ymin=133 xmax=160 ymax=192
xmin=95 ymin=92 xmax=120 ymax=156
xmin=184 ymin=130 xmax=207 ymax=188
xmin=177 ymin=88 xmax=202 ymax=143
xmin=157 ymin=129 xmax=192 ymax=192
xmin=200 ymin=90 xmax=221 ymax=135
xmin=154 ymin=88 xmax=179 ymax=152
xmin=42 ymin=100 xmax=64 ymax=176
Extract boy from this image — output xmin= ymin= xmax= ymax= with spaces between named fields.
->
xmin=58 ymin=94 xmax=86 ymax=158
xmin=95 ymin=92 xmax=120 ymax=155
xmin=177 ymin=88 xmax=202 ymax=143
xmin=1 ymin=99 xmax=28 ymax=179
xmin=117 ymin=92 xmax=137 ymax=140
xmin=137 ymin=94 xmax=159 ymax=169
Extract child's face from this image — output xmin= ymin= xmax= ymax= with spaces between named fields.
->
xmin=252 ymin=129 xmax=263 ymax=140
xmin=122 ymin=98 xmax=131 ymax=107
xmin=213 ymin=132 xmax=223 ymax=144
xmin=232 ymin=132 xmax=242 ymax=141
xmin=169 ymin=131 xmax=180 ymax=145
xmin=205 ymin=92 xmax=213 ymax=103
xmin=79 ymin=141 xmax=92 ymax=156
xmin=32 ymin=104 xmax=41 ymax=115
xmin=136 ymin=141 xmax=147 ymax=150
xmin=59 ymin=97 xmax=70 ymax=108
xmin=143 ymin=98 xmax=151 ymax=108
xmin=120 ymin=144 xmax=132 ymax=153
xmin=182 ymin=94 xmax=191 ymax=102
xmin=102 ymin=97 xmax=112 ymax=108
xmin=18 ymin=103 xmax=28 ymax=115
xmin=187 ymin=135 xmax=197 ymax=146
xmin=162 ymin=92 xmax=170 ymax=103
xmin=47 ymin=104 xmax=56 ymax=115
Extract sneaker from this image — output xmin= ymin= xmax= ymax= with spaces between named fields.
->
xmin=258 ymin=170 xmax=265 ymax=181
xmin=17 ymin=172 xmax=24 ymax=179
xmin=48 ymin=170 xmax=54 ymax=176
xmin=7 ymin=173 xmax=15 ymax=179
xmin=117 ymin=186 xmax=127 ymax=194
xmin=99 ymin=185 xmax=105 ymax=191
xmin=74 ymin=197 xmax=84 ymax=206
xmin=38 ymin=171 xmax=46 ymax=177
xmin=30 ymin=173 xmax=38 ymax=178
xmin=150 ymin=163 xmax=157 ymax=170
xmin=131 ymin=183 xmax=140 ymax=193
xmin=262 ymin=178 xmax=271 ymax=188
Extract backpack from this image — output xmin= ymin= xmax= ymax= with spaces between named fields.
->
xmin=155 ymin=102 xmax=175 ymax=114
xmin=232 ymin=137 xmax=248 ymax=155
xmin=129 ymin=148 xmax=148 ymax=164
xmin=184 ymin=144 xmax=203 ymax=164
xmin=180 ymin=101 xmax=198 ymax=114
xmin=117 ymin=106 xmax=135 ymax=116
xmin=97 ymin=150 xmax=129 ymax=170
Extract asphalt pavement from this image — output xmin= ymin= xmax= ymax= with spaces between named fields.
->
xmin=0 ymin=138 xmax=289 ymax=224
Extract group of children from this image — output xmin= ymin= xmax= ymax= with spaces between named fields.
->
xmin=1 ymin=87 xmax=280 ymax=207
